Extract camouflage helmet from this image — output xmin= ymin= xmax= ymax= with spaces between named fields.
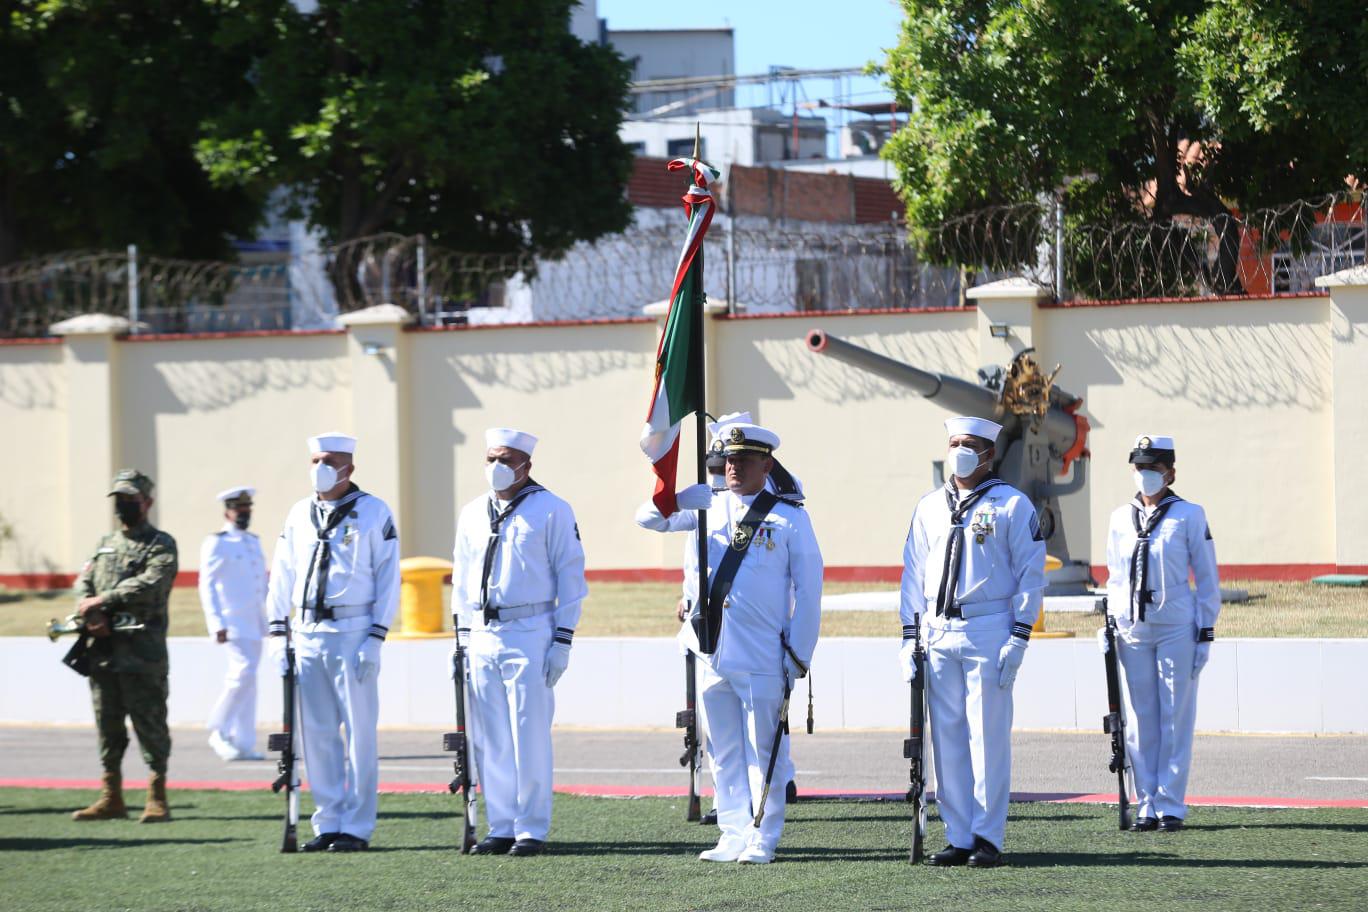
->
xmin=108 ymin=469 xmax=154 ymax=497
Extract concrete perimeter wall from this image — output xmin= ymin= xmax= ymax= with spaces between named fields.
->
xmin=1 ymin=270 xmax=1367 ymax=583
xmin=3 ymin=636 xmax=1363 ymax=734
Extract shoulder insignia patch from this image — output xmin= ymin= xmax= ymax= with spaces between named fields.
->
xmin=1030 ymin=513 xmax=1044 ymax=542
xmin=383 ymin=519 xmax=397 ymax=541
xmin=1204 ymin=525 xmax=1213 ymax=541
xmin=574 ymin=523 xmax=581 ymax=541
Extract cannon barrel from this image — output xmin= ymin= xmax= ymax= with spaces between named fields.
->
xmin=805 ymin=329 xmax=1080 ymax=448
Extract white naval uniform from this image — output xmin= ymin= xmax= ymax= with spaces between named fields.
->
xmin=657 ymin=489 xmax=822 ymax=854
xmin=1105 ymin=494 xmax=1219 ymax=821
xmin=267 ymin=487 xmax=400 ymax=842
xmin=452 ymin=484 xmax=587 ymax=843
xmin=901 ymin=477 xmax=1045 ymax=852
xmin=198 ymin=524 xmax=268 ymax=753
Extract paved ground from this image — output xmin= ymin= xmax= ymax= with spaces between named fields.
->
xmin=2 ymin=724 xmax=1364 ymax=804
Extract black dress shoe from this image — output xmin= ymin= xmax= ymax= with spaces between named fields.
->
xmin=327 ymin=833 xmax=369 ymax=852
xmin=1131 ymin=816 xmax=1159 ymax=832
xmin=785 ymin=780 xmax=798 ymax=803
xmin=1159 ymin=815 xmax=1185 ymax=832
xmin=927 ymin=844 xmax=973 ymax=866
xmin=471 ymin=836 xmax=516 ymax=855
xmin=302 ymin=832 xmax=341 ymax=852
xmin=967 ymin=838 xmax=1005 ymax=868
xmin=700 ymin=809 xmax=718 ymax=826
xmin=508 ymin=838 xmax=546 ymax=857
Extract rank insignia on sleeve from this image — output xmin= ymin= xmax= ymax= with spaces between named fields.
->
xmin=383 ymin=519 xmax=397 ymax=541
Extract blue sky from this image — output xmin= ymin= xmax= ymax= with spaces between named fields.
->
xmin=596 ymin=0 xmax=903 ymax=111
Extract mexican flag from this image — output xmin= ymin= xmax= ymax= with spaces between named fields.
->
xmin=640 ymin=157 xmax=720 ymax=516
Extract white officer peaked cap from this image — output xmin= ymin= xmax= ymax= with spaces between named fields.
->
xmin=719 ymin=422 xmax=780 ymax=455
xmin=486 ymin=427 xmax=538 ymax=455
xmin=707 ymin=410 xmax=753 ymax=443
xmin=945 ymin=416 xmax=1002 ymax=443
xmin=1130 ymin=433 xmax=1176 ymax=465
xmin=308 ymin=432 xmax=357 ymax=454
xmin=216 ymin=485 xmax=255 ymax=504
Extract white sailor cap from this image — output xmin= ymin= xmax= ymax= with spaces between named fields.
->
xmin=486 ymin=427 xmax=538 ymax=456
xmin=718 ymin=422 xmax=780 ymax=455
xmin=1129 ymin=434 xmax=1176 ymax=465
xmin=945 ymin=416 xmax=1002 ymax=444
xmin=216 ymin=485 xmax=255 ymax=506
xmin=308 ymin=432 xmax=357 ymax=455
xmin=707 ymin=411 xmax=752 ymax=445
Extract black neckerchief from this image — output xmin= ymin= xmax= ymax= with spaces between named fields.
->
xmin=1129 ymin=492 xmax=1182 ymax=622
xmin=480 ymin=480 xmax=545 ymax=623
xmin=934 ymin=475 xmax=1004 ymax=617
xmin=302 ymin=486 xmax=366 ymax=621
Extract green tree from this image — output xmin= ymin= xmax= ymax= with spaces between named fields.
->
xmin=0 ymin=1 xmax=274 ymax=265
xmin=197 ymin=0 xmax=635 ymax=257
xmin=882 ymin=0 xmax=1367 ymax=294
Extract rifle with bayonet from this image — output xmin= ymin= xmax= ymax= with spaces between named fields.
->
xmin=267 ymin=625 xmax=300 ymax=853
xmin=903 ymin=621 xmax=928 ymax=863
xmin=677 ymin=648 xmax=703 ymax=822
xmin=443 ymin=623 xmax=478 ymax=852
xmin=1101 ymin=605 xmax=1132 ymax=831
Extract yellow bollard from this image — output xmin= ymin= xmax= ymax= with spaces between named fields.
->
xmin=1034 ymin=553 xmax=1076 ymax=639
xmin=395 ymin=556 xmax=453 ymax=639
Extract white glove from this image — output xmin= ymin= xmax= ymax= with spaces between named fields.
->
xmin=897 ymin=641 xmax=919 ymax=683
xmin=448 ymin=629 xmax=471 ymax=680
xmin=997 ymin=638 xmax=1027 ymax=689
xmin=1096 ymin=627 xmax=1111 ymax=655
xmin=355 ymin=637 xmax=382 ymax=684
xmin=783 ymin=653 xmax=808 ymax=682
xmin=268 ymin=636 xmax=290 ymax=676
xmin=675 ymin=483 xmax=714 ymax=511
xmin=1193 ymin=641 xmax=1211 ymax=677
xmin=544 ymin=641 xmax=571 ymax=688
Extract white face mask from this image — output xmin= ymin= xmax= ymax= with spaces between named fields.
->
xmin=947 ymin=446 xmax=985 ymax=479
xmin=1133 ymin=468 xmax=1166 ymax=497
xmin=486 ymin=460 xmax=524 ymax=493
xmin=311 ymin=461 xmax=339 ymax=493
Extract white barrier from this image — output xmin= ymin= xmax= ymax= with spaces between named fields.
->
xmin=3 ymin=636 xmax=1365 ymax=734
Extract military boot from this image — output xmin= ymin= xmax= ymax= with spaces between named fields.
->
xmin=138 ymin=771 xmax=171 ymax=823
xmin=72 ymin=770 xmax=128 ymax=821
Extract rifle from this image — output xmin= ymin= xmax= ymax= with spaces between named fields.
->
xmin=1101 ymin=605 xmax=1132 ymax=831
xmin=903 ymin=626 xmax=927 ymax=863
xmin=676 ymin=649 xmax=703 ymax=822
xmin=267 ymin=629 xmax=299 ymax=853
xmin=443 ymin=625 xmax=478 ymax=853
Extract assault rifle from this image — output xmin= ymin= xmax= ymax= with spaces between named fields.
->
xmin=443 ymin=625 xmax=478 ymax=852
xmin=903 ymin=626 xmax=928 ymax=863
xmin=267 ymin=629 xmax=300 ymax=853
xmin=1101 ymin=606 xmax=1132 ymax=831
xmin=676 ymin=649 xmax=703 ymax=822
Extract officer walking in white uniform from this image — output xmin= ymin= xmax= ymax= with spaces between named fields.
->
xmin=900 ymin=416 xmax=1045 ymax=867
xmin=653 ymin=421 xmax=822 ymax=864
xmin=1102 ymin=434 xmax=1219 ymax=832
xmin=451 ymin=428 xmax=587 ymax=857
xmin=267 ymin=432 xmax=400 ymax=853
xmin=199 ymin=486 xmax=268 ymax=761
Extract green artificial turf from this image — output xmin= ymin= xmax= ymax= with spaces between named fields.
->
xmin=2 ymin=788 xmax=1365 ymax=911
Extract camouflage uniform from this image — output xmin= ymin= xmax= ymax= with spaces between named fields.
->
xmin=74 ymin=471 xmax=178 ymax=776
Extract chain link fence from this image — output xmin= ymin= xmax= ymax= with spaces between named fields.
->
xmin=1 ymin=193 xmax=1362 ymax=337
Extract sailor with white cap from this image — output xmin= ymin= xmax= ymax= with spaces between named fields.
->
xmin=266 ymin=432 xmax=400 ymax=853
xmin=1101 ymin=434 xmax=1219 ymax=832
xmin=644 ymin=420 xmax=822 ymax=864
xmin=450 ymin=428 xmax=588 ymax=857
xmin=900 ymin=416 xmax=1046 ymax=867
xmin=199 ymin=485 xmax=268 ymax=761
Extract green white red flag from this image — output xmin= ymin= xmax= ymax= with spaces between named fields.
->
xmin=639 ymin=156 xmax=720 ymax=515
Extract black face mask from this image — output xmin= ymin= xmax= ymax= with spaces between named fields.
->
xmin=233 ymin=513 xmax=251 ymax=531
xmin=114 ymin=500 xmax=143 ymax=526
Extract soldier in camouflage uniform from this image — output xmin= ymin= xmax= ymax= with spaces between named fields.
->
xmin=70 ymin=469 xmax=179 ymax=823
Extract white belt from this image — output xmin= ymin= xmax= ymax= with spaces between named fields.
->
xmin=955 ymin=597 xmax=1014 ymax=619
xmin=484 ymin=601 xmax=555 ymax=623
xmin=303 ymin=604 xmax=372 ymax=620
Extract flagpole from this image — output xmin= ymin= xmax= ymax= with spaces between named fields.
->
xmin=692 ymin=123 xmax=710 ymax=654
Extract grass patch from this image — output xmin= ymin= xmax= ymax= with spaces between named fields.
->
xmin=2 ymin=579 xmax=1362 ymax=639
xmin=1 ymin=788 xmax=1364 ymax=911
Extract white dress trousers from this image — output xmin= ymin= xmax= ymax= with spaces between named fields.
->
xmin=206 ymin=638 xmax=262 ymax=752
xmin=1116 ymin=618 xmax=1198 ymax=820
xmin=295 ymin=627 xmax=380 ymax=841
xmin=467 ymin=615 xmax=556 ymax=842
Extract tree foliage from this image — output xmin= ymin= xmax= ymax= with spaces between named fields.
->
xmin=882 ymin=0 xmax=1368 ymax=290
xmin=0 ymin=0 xmax=274 ymax=264
xmin=197 ymin=0 xmax=635 ymax=256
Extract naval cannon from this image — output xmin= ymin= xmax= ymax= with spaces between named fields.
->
xmin=806 ymin=329 xmax=1093 ymax=594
